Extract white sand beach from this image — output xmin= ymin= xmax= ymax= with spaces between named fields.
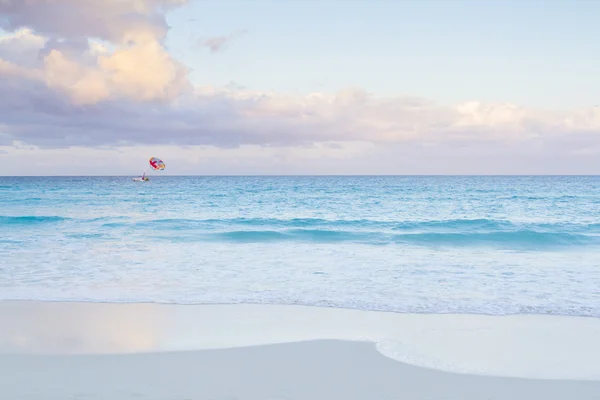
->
xmin=1 ymin=301 xmax=600 ymax=399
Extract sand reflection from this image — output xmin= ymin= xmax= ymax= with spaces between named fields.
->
xmin=0 ymin=301 xmax=167 ymax=354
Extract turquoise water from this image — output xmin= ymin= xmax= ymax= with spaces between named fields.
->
xmin=2 ymin=176 xmax=600 ymax=316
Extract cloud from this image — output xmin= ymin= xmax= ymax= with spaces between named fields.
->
xmin=199 ymin=29 xmax=248 ymax=53
xmin=0 ymin=1 xmax=599 ymax=174
xmin=1 ymin=69 xmax=599 ymax=151
xmin=0 ymin=0 xmax=186 ymax=43
xmin=0 ymin=1 xmax=190 ymax=105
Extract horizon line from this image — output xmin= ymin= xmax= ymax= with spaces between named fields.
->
xmin=2 ymin=174 xmax=600 ymax=178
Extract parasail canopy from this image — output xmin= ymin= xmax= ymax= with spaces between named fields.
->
xmin=149 ymin=156 xmax=166 ymax=171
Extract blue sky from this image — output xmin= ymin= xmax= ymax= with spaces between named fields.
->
xmin=0 ymin=0 xmax=599 ymax=175
xmin=166 ymin=0 xmax=600 ymax=109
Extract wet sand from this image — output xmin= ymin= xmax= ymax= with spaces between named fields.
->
xmin=1 ymin=301 xmax=599 ymax=399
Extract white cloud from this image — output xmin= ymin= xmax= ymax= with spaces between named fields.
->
xmin=0 ymin=1 xmax=190 ymax=104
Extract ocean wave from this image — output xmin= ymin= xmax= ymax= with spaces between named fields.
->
xmin=149 ymin=228 xmax=599 ymax=248
xmin=100 ymin=217 xmax=600 ymax=233
xmin=0 ymin=215 xmax=132 ymax=226
xmin=4 ymin=215 xmax=600 ymax=247
xmin=1 ymin=197 xmax=43 ymax=203
xmin=0 ymin=215 xmax=68 ymax=225
xmin=211 ymin=229 xmax=374 ymax=243
xmin=393 ymin=230 xmax=596 ymax=247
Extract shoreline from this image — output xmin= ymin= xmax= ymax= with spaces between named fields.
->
xmin=3 ymin=339 xmax=600 ymax=400
xmin=0 ymin=340 xmax=600 ymax=400
xmin=3 ymin=298 xmax=598 ymax=319
xmin=2 ymin=301 xmax=599 ymax=399
xmin=1 ymin=301 xmax=599 ymax=381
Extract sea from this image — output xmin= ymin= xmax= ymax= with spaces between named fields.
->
xmin=1 ymin=176 xmax=599 ymax=317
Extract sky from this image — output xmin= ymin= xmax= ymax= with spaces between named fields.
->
xmin=0 ymin=0 xmax=599 ymax=175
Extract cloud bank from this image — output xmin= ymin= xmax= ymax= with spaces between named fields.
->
xmin=1 ymin=0 xmax=599 ymax=174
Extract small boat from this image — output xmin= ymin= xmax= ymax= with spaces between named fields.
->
xmin=133 ymin=172 xmax=149 ymax=182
